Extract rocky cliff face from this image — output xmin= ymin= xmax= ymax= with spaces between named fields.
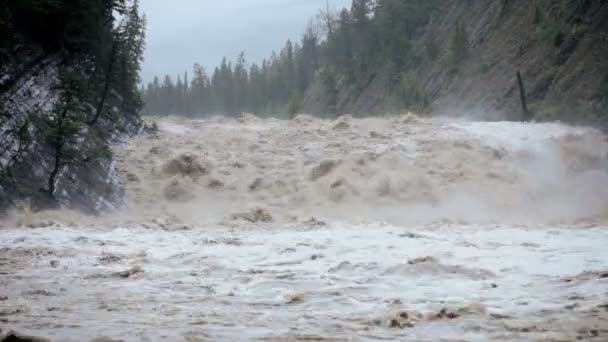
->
xmin=0 ymin=45 xmax=141 ymax=213
xmin=303 ymin=0 xmax=608 ymax=127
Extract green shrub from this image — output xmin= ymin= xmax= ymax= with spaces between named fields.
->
xmin=398 ymin=71 xmax=429 ymax=111
xmin=448 ymin=21 xmax=468 ymax=69
xmin=320 ymin=68 xmax=339 ymax=114
xmin=288 ymin=92 xmax=302 ymax=116
xmin=538 ymin=19 xmax=564 ymax=47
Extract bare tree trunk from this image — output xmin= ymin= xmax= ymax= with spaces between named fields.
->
xmin=517 ymin=71 xmax=531 ymax=121
xmin=312 ymin=41 xmax=319 ymax=71
xmin=48 ymin=107 xmax=69 ymax=197
xmin=88 ymin=36 xmax=118 ymax=126
xmin=325 ymin=0 xmax=333 ymax=37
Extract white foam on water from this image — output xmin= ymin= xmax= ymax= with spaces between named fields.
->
xmin=1 ymin=114 xmax=608 ymax=341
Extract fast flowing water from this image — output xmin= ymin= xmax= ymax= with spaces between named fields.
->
xmin=1 ymin=114 xmax=608 ymax=341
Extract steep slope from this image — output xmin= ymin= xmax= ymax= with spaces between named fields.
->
xmin=0 ymin=1 xmax=145 ymax=213
xmin=0 ymin=45 xmax=142 ymax=213
xmin=303 ymin=0 xmax=608 ymax=126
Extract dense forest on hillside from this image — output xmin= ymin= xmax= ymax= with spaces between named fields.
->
xmin=142 ymin=0 xmax=442 ymax=117
xmin=142 ymin=0 xmax=608 ymax=124
xmin=0 ymin=0 xmax=145 ymax=209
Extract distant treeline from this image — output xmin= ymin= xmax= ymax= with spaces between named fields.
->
xmin=142 ymin=0 xmax=444 ymax=117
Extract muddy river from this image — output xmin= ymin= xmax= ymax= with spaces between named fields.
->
xmin=1 ymin=114 xmax=607 ymax=341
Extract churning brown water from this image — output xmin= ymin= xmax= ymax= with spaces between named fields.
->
xmin=1 ymin=114 xmax=608 ymax=341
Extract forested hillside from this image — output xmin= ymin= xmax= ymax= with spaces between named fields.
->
xmin=0 ymin=0 xmax=146 ymax=212
xmin=142 ymin=0 xmax=608 ymax=127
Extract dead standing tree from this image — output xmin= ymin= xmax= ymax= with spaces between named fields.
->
xmin=517 ymin=70 xmax=532 ymax=121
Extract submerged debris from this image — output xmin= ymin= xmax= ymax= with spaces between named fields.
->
xmin=407 ymin=256 xmax=438 ymax=265
xmin=0 ymin=332 xmax=49 ymax=342
xmin=230 ymin=208 xmax=273 ymax=223
xmin=112 ymin=266 xmax=144 ymax=279
xmin=162 ymin=153 xmax=209 ymax=178
xmin=98 ymin=253 xmax=124 ymax=265
xmin=563 ymin=271 xmax=608 ymax=283
xmin=301 ymin=217 xmax=327 ymax=227
xmin=310 ymin=160 xmax=339 ymax=181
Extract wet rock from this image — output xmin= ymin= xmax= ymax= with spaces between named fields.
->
xmin=230 ymin=208 xmax=273 ymax=223
xmin=162 ymin=153 xmax=209 ymax=179
xmin=506 ymin=325 xmax=542 ymax=333
xmin=577 ymin=328 xmax=600 ymax=338
xmin=386 ymin=309 xmax=421 ymax=329
xmin=408 ymin=256 xmax=438 ymax=265
xmin=333 ymin=121 xmax=349 ymax=130
xmin=24 ymin=221 xmax=55 ymax=229
xmin=98 ymin=253 xmax=123 ymax=265
xmin=114 ymin=266 xmax=144 ymax=279
xmin=302 ymin=217 xmax=327 ymax=227
xmin=208 ymin=179 xmax=224 ymax=189
xmin=22 ymin=290 xmax=54 ymax=297
xmin=369 ymin=131 xmax=388 ymax=139
xmin=489 ymin=312 xmax=511 ymax=319
xmin=0 ymin=332 xmax=49 ymax=342
xmin=428 ymin=308 xmax=460 ymax=320
xmin=286 ymin=294 xmax=305 ymax=305
xmin=563 ymin=270 xmax=608 ymax=283
xmin=330 ymin=179 xmax=345 ymax=189
xmin=126 ymin=172 xmax=139 ymax=182
xmin=249 ymin=178 xmax=263 ymax=191
xmin=310 ymin=160 xmax=339 ymax=181
xmin=0 ymin=307 xmax=25 ymax=317
xmin=149 ymin=146 xmax=162 ymax=155
xmin=399 ymin=232 xmax=425 ymax=239
xmin=232 ymin=161 xmax=246 ymax=169
xmin=565 ymin=303 xmax=580 ymax=310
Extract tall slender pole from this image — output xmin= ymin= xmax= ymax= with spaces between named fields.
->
xmin=517 ymin=71 xmax=531 ymax=121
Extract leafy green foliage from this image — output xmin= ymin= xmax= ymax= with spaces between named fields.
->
xmin=398 ymin=71 xmax=429 ymax=111
xmin=288 ymin=92 xmax=302 ymax=117
xmin=320 ymin=68 xmax=339 ymax=115
xmin=538 ymin=20 xmax=564 ymax=47
xmin=448 ymin=22 xmax=468 ymax=70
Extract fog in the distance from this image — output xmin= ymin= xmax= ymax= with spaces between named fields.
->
xmin=141 ymin=0 xmax=350 ymax=82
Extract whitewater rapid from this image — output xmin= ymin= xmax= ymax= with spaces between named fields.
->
xmin=1 ymin=114 xmax=607 ymax=341
xmin=108 ymin=113 xmax=608 ymax=227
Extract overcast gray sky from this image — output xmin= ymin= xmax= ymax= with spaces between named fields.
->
xmin=141 ymin=0 xmax=350 ymax=83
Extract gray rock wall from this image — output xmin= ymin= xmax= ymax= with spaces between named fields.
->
xmin=0 ymin=47 xmax=141 ymax=213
